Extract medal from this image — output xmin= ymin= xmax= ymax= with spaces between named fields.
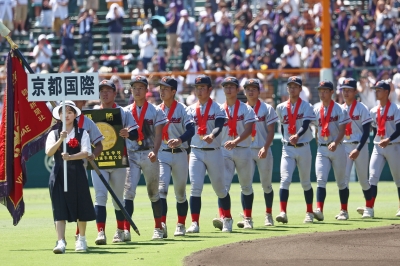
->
xmin=163 ymin=139 xmax=168 ymax=144
xmin=346 ymin=135 xmax=350 ymax=139
xmin=252 ymin=136 xmax=255 ymax=142
xmin=324 ymin=137 xmax=328 ymax=141
xmin=200 ymin=135 xmax=204 ymax=140
xmin=138 ymin=140 xmax=142 ymax=145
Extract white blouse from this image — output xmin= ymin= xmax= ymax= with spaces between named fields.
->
xmin=45 ymin=129 xmax=92 ymax=156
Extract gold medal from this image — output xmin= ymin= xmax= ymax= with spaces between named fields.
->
xmin=138 ymin=140 xmax=142 ymax=145
xmin=164 ymin=139 xmax=168 ymax=144
xmin=346 ymin=135 xmax=350 ymax=139
xmin=200 ymin=135 xmax=204 ymax=140
xmin=252 ymin=136 xmax=255 ymax=142
xmin=324 ymin=136 xmax=328 ymax=141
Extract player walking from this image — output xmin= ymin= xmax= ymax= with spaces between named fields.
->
xmin=312 ymin=81 xmax=351 ymax=221
xmin=158 ymin=77 xmax=195 ymax=237
xmin=275 ymin=76 xmax=315 ymax=224
xmin=339 ymin=78 xmax=374 ymax=218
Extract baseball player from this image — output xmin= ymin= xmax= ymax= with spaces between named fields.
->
xmin=243 ymin=79 xmax=278 ymax=227
xmin=92 ymin=80 xmax=139 ymax=245
xmin=366 ymin=80 xmax=400 ymax=217
xmin=186 ymin=75 xmax=232 ymax=233
xmin=275 ymin=76 xmax=315 ymax=224
xmin=123 ymin=76 xmax=167 ymax=240
xmin=339 ymin=78 xmax=374 ymax=218
xmin=157 ymin=77 xmax=195 ymax=237
xmin=211 ymin=77 xmax=257 ymax=230
xmin=312 ymin=80 xmax=351 ymax=221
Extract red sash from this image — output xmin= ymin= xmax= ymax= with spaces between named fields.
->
xmin=132 ymin=101 xmax=149 ymax=145
xmin=320 ymin=100 xmax=334 ymax=140
xmin=195 ymin=98 xmax=213 ymax=138
xmin=344 ymin=100 xmax=357 ymax=138
xmin=247 ymin=100 xmax=261 ymax=141
xmin=225 ymin=100 xmax=240 ymax=138
xmin=287 ymin=98 xmax=302 ymax=135
xmin=160 ymin=100 xmax=178 ymax=143
xmin=377 ymin=101 xmax=391 ymax=137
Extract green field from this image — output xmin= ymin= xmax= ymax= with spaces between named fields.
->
xmin=1 ymin=182 xmax=400 ymax=266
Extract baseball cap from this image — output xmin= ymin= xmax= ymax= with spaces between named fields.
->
xmin=232 ymin=37 xmax=239 ymax=44
xmin=143 ymin=24 xmax=152 ymax=31
xmin=334 ymin=43 xmax=340 ymax=50
xmin=38 ymin=34 xmax=47 ymax=41
xmin=130 ymin=75 xmax=149 ymax=87
xmin=316 ymin=80 xmax=334 ymax=90
xmin=371 ymin=80 xmax=391 ymax=90
xmin=190 ymin=49 xmax=198 ymax=56
xmin=221 ymin=77 xmax=239 ymax=87
xmin=180 ymin=9 xmax=188 ymax=16
xmin=169 ymin=2 xmax=175 ymax=8
xmin=287 ymin=76 xmax=302 ymax=87
xmin=340 ymin=78 xmax=357 ymax=89
xmin=158 ymin=76 xmax=178 ymax=90
xmin=194 ymin=75 xmax=212 ymax=86
xmin=243 ymin=78 xmax=261 ymax=89
xmin=99 ymin=79 xmax=116 ymax=91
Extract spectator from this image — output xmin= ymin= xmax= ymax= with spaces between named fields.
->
xmin=106 ymin=3 xmax=124 ymax=55
xmin=365 ymin=39 xmax=378 ymax=66
xmin=350 ymin=43 xmax=364 ymax=67
xmin=209 ymin=48 xmax=228 ymax=71
xmin=357 ymin=70 xmax=377 ymax=110
xmin=143 ymin=0 xmax=155 ymax=18
xmin=374 ymin=28 xmax=385 ymax=47
xmin=204 ymin=22 xmax=225 ymax=59
xmin=184 ymin=49 xmax=204 ymax=85
xmin=49 ymin=0 xmax=69 ymax=36
xmin=40 ymin=0 xmax=52 ymax=30
xmin=138 ymin=24 xmax=158 ymax=69
xmin=170 ymin=64 xmax=185 ymax=102
xmin=225 ymin=37 xmax=244 ymax=68
xmin=298 ymin=8 xmax=315 ymax=39
xmin=331 ymin=43 xmax=342 ymax=68
xmin=131 ymin=60 xmax=149 ymax=78
xmin=375 ymin=0 xmax=386 ymax=28
xmin=198 ymin=11 xmax=212 ymax=51
xmin=14 ymin=0 xmax=28 ymax=35
xmin=176 ymin=9 xmax=196 ymax=63
xmin=84 ymin=0 xmax=98 ymax=12
xmin=308 ymin=45 xmax=322 ymax=69
xmin=155 ymin=0 xmax=167 ymax=17
xmin=185 ymin=89 xmax=198 ymax=106
xmin=111 ymin=74 xmax=126 ymax=101
xmin=60 ymin=17 xmax=75 ymax=62
xmin=301 ymin=37 xmax=314 ymax=67
xmin=78 ymin=9 xmax=98 ymax=57
xmin=0 ymin=0 xmax=16 ymax=35
xmin=382 ymin=15 xmax=395 ymax=37
xmin=283 ymin=35 xmax=301 ymax=68
xmin=32 ymin=34 xmax=53 ymax=69
xmin=218 ymin=15 xmax=234 ymax=49
xmin=33 ymin=0 xmax=42 ymax=27
xmin=392 ymin=66 xmax=400 ymax=103
xmin=337 ymin=7 xmax=349 ymax=50
xmin=335 ymin=51 xmax=352 ymax=78
xmin=86 ymin=56 xmax=100 ymax=73
xmin=165 ymin=3 xmax=179 ymax=61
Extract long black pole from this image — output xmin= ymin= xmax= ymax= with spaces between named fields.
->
xmin=12 ymin=48 xmax=141 ymax=236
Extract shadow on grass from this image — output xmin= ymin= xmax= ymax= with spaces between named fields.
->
xmin=369 ymin=217 xmax=400 ymax=221
xmin=274 ymin=226 xmax=304 ymax=229
xmin=315 ymin=222 xmax=351 ymax=225
xmin=253 ymin=228 xmax=289 ymax=232
xmin=9 ymin=248 xmax=128 ymax=254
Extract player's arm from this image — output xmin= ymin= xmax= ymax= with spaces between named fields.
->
xmin=264 ymin=123 xmax=275 ymax=149
xmin=89 ymin=141 xmax=103 ymax=160
xmin=289 ymin=119 xmax=311 ymax=145
xmin=380 ymin=123 xmax=400 ymax=148
xmin=179 ymin=122 xmax=195 ymax=143
xmin=334 ymin=123 xmax=347 ymax=144
xmin=233 ymin=122 xmax=254 ymax=144
xmin=128 ymin=129 xmax=138 ymax=141
xmin=356 ymin=122 xmax=371 ymax=151
xmin=153 ymin=124 xmax=164 ymax=154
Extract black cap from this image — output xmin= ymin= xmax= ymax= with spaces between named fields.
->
xmin=287 ymin=76 xmax=302 ymax=87
xmin=342 ymin=51 xmax=350 ymax=58
xmin=130 ymin=75 xmax=149 ymax=87
xmin=194 ymin=75 xmax=212 ymax=86
xmin=340 ymin=78 xmax=357 ymax=89
xmin=99 ymin=79 xmax=116 ymax=91
xmin=334 ymin=43 xmax=341 ymax=50
xmin=158 ymin=76 xmax=178 ymax=90
xmin=316 ymin=80 xmax=334 ymax=90
xmin=243 ymin=78 xmax=261 ymax=89
xmin=221 ymin=77 xmax=239 ymax=87
xmin=371 ymin=80 xmax=391 ymax=90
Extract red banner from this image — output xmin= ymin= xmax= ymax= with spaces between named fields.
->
xmin=0 ymin=52 xmax=53 ymax=225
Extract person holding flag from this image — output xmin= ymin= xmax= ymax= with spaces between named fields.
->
xmin=123 ymin=76 xmax=167 ymax=240
xmin=46 ymin=101 xmax=96 ymax=253
xmin=92 ymin=80 xmax=139 ymax=245
xmin=157 ymin=76 xmax=195 ymax=237
xmin=243 ymin=78 xmax=278 ymax=227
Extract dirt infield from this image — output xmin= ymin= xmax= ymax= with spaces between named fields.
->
xmin=184 ymin=224 xmax=400 ymax=266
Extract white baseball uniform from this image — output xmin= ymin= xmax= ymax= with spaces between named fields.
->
xmin=221 ymin=101 xmax=257 ymax=195
xmin=313 ymin=102 xmax=350 ymax=189
xmin=369 ymin=103 xmax=400 ymax=187
xmin=276 ymin=100 xmax=315 ymax=190
xmin=158 ymin=102 xmax=193 ymax=203
xmin=249 ymin=101 xmax=279 ymax=194
xmin=187 ymin=100 xmax=228 ymax=198
xmin=77 ymin=115 xmax=104 ymax=168
xmin=342 ymin=101 xmax=372 ymax=190
xmin=123 ymin=103 xmax=167 ymax=202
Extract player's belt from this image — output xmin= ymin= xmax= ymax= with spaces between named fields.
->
xmin=344 ymin=141 xmax=360 ymax=144
xmin=193 ymin=147 xmax=218 ymax=151
xmin=162 ymin=148 xmax=184 ymax=154
xmin=283 ymin=142 xmax=308 ymax=148
xmin=318 ymin=143 xmax=342 ymax=147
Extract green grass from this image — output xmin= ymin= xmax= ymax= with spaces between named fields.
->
xmin=1 ymin=182 xmax=400 ymax=266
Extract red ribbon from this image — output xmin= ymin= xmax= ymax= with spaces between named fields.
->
xmin=195 ymin=98 xmax=213 ymax=136
xmin=160 ymin=100 xmax=178 ymax=142
xmin=287 ymin=98 xmax=302 ymax=135
xmin=132 ymin=101 xmax=149 ymax=143
xmin=377 ymin=100 xmax=391 ymax=137
xmin=247 ymin=100 xmax=261 ymax=139
xmin=320 ymin=100 xmax=334 ymax=138
xmin=225 ymin=100 xmax=240 ymax=138
xmin=345 ymin=100 xmax=357 ymax=137
xmin=67 ymin=138 xmax=79 ymax=148
xmin=78 ymin=114 xmax=84 ymax=129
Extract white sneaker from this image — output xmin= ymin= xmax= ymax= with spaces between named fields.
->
xmin=75 ymin=234 xmax=79 ymax=241
xmin=313 ymin=208 xmax=324 ymax=221
xmin=243 ymin=217 xmax=253 ymax=229
xmin=212 ymin=218 xmax=223 ymax=230
xmin=276 ymin=212 xmax=288 ymax=224
xmin=95 ymin=230 xmax=107 ymax=245
xmin=336 ymin=210 xmax=349 ymax=220
xmin=396 ymin=208 xmax=400 ymax=217
xmin=265 ymin=213 xmax=274 ymax=226
xmin=186 ymin=222 xmax=199 ymax=233
xmin=362 ymin=207 xmax=374 ymax=218
xmin=222 ymin=217 xmax=233 ymax=233
xmin=123 ymin=230 xmax=131 ymax=242
xmin=21 ymin=30 xmax=27 ymax=35
xmin=152 ymin=228 xmax=164 ymax=240
xmin=14 ymin=30 xmax=20 ymax=36
xmin=161 ymin=222 xmax=168 ymax=238
xmin=174 ymin=223 xmax=186 ymax=236
xmin=53 ymin=240 xmax=66 ymax=254
xmin=304 ymin=212 xmax=314 ymax=223
xmin=75 ymin=237 xmax=87 ymax=252
xmin=356 ymin=207 xmax=365 ymax=215
xmin=112 ymin=229 xmax=125 ymax=243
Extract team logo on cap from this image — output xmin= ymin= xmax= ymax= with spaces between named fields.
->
xmin=344 ymin=79 xmax=350 ymax=84
xmin=196 ymin=77 xmax=202 ymax=83
xmin=226 ymin=77 xmax=232 ymax=82
xmin=136 ymin=76 xmax=142 ymax=81
xmin=101 ymin=80 xmax=108 ymax=84
xmin=291 ymin=77 xmax=297 ymax=81
xmin=319 ymin=81 xmax=325 ymax=86
xmin=248 ymin=79 xmax=255 ymax=84
xmin=162 ymin=77 xmax=168 ymax=82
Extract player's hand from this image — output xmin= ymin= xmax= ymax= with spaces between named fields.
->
xmin=60 ymin=131 xmax=68 ymax=140
xmin=224 ymin=140 xmax=237 ymax=150
xmin=289 ymin=134 xmax=299 ymax=145
xmin=148 ymin=151 xmax=158 ymax=163
xmin=87 ymin=154 xmax=95 ymax=161
xmin=328 ymin=141 xmax=338 ymax=152
xmin=61 ymin=152 xmax=70 ymax=161
xmin=202 ymin=134 xmax=214 ymax=144
xmin=258 ymin=147 xmax=267 ymax=159
xmin=349 ymin=149 xmax=360 ymax=160
xmin=119 ymin=128 xmax=129 ymax=138
xmin=379 ymin=138 xmax=390 ymax=148
xmin=168 ymin=138 xmax=182 ymax=148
